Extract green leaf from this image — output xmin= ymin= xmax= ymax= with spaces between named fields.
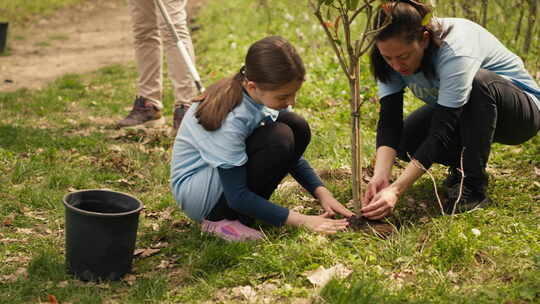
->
xmin=349 ymin=0 xmax=360 ymax=10
xmin=422 ymin=12 xmax=432 ymax=26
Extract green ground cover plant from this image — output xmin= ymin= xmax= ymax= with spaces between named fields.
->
xmin=0 ymin=0 xmax=87 ymax=24
xmin=1 ymin=0 xmax=539 ymax=303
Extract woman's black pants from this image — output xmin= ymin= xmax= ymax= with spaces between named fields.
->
xmin=398 ymin=69 xmax=540 ymax=192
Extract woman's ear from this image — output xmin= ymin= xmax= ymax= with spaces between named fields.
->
xmin=421 ymin=30 xmax=430 ymax=49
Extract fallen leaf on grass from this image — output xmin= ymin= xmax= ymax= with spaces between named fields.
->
xmin=157 ymin=260 xmax=173 ymax=269
xmin=5 ymin=256 xmax=31 ymax=263
xmin=0 ymin=267 xmax=27 ymax=283
xmin=303 ymin=263 xmax=352 ymax=287
xmin=16 ymin=228 xmax=34 ymax=234
xmin=151 ymin=242 xmax=169 ymax=248
xmin=133 ymin=248 xmax=160 ymax=258
xmin=57 ymin=281 xmax=69 ymax=288
xmin=232 ymin=285 xmax=257 ymax=301
xmin=2 ymin=213 xmax=15 ymax=226
xmin=122 ymin=274 xmax=137 ymax=286
xmin=534 ymin=167 xmax=540 ymax=176
xmin=48 ymin=294 xmax=58 ymax=304
xmin=0 ymin=238 xmax=26 ymax=243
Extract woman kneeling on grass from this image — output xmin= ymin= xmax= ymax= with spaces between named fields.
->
xmin=171 ymin=36 xmax=354 ymax=241
xmin=362 ymin=0 xmax=540 ymax=219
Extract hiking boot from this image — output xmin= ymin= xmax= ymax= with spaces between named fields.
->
xmin=116 ymin=96 xmax=165 ymax=129
xmin=443 ymin=167 xmax=463 ymax=189
xmin=172 ymin=104 xmax=190 ymax=133
xmin=444 ymin=183 xmax=491 ymax=214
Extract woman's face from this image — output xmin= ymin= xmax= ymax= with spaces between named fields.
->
xmin=246 ymin=80 xmax=303 ymax=110
xmin=376 ymin=32 xmax=429 ymax=76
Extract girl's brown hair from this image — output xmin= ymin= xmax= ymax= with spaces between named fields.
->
xmin=370 ymin=0 xmax=451 ymax=83
xmin=195 ymin=36 xmax=305 ymax=131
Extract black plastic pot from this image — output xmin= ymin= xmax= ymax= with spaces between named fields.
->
xmin=63 ymin=189 xmax=143 ymax=281
xmin=0 ymin=22 xmax=8 ymax=54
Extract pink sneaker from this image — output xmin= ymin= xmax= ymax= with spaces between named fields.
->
xmin=201 ymin=219 xmax=264 ymax=242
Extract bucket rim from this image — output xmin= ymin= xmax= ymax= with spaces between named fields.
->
xmin=63 ymin=189 xmax=144 ymax=217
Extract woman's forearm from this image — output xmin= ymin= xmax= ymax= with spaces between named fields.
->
xmin=388 ymin=160 xmax=425 ymax=195
xmin=373 ymin=146 xmax=397 ymax=179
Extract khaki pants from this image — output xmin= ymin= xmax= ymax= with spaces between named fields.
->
xmin=128 ymin=0 xmax=195 ymax=110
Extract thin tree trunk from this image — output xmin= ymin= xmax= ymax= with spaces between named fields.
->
xmin=515 ymin=1 xmax=525 ymax=44
xmin=461 ymin=2 xmax=476 ymax=22
xmin=349 ymin=73 xmax=362 ymax=209
xmin=481 ymin=0 xmax=488 ymax=27
xmin=451 ymin=1 xmax=457 ymax=17
xmin=523 ymin=0 xmax=538 ymax=59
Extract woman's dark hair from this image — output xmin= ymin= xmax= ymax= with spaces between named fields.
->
xmin=195 ymin=36 xmax=305 ymax=131
xmin=370 ymin=0 xmax=451 ymax=83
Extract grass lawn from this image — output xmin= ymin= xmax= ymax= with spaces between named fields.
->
xmin=0 ymin=0 xmax=88 ymax=24
xmin=1 ymin=0 xmax=539 ymax=303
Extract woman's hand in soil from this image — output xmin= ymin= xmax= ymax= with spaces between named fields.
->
xmin=314 ymin=187 xmax=355 ymax=218
xmin=362 ymin=175 xmax=390 ymax=207
xmin=361 ymin=186 xmax=398 ymax=220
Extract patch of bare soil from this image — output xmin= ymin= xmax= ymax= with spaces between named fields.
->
xmin=347 ymin=215 xmax=398 ymax=238
xmin=0 ymin=0 xmax=204 ymax=92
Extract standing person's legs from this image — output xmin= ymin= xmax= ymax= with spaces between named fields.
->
xmin=129 ymin=0 xmax=163 ymax=108
xmin=119 ymin=0 xmax=165 ymax=128
xmin=158 ymin=0 xmax=196 ymax=108
xmin=158 ymin=0 xmax=196 ymax=131
xmin=206 ymin=112 xmax=311 ymax=224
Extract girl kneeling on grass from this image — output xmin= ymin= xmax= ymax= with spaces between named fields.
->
xmin=170 ymin=36 xmax=354 ymax=241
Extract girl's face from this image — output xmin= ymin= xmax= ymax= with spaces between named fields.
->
xmin=246 ymin=80 xmax=303 ymax=110
xmin=376 ymin=32 xmax=429 ymax=76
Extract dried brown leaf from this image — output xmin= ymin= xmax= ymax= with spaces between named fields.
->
xmin=48 ymin=294 xmax=58 ymax=304
xmin=122 ymin=274 xmax=137 ymax=286
xmin=2 ymin=213 xmax=15 ymax=226
xmin=304 ymin=264 xmax=352 ymax=287
xmin=57 ymin=281 xmax=69 ymax=288
xmin=16 ymin=228 xmax=34 ymax=234
xmin=134 ymin=248 xmax=160 ymax=258
xmin=232 ymin=285 xmax=257 ymax=301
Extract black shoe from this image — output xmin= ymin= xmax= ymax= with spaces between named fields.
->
xmin=444 ymin=183 xmax=491 ymax=214
xmin=443 ymin=167 xmax=462 ymax=189
xmin=172 ymin=104 xmax=190 ymax=134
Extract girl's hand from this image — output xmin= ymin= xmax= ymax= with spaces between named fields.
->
xmin=286 ymin=211 xmax=348 ymax=234
xmin=315 ymin=186 xmax=355 ymax=218
xmin=362 ymin=175 xmax=390 ymax=208
xmin=361 ymin=186 xmax=398 ymax=219
xmin=303 ymin=212 xmax=349 ymax=234
xmin=320 ymin=196 xmax=355 ymax=218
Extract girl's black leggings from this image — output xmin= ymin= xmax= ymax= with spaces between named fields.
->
xmin=206 ymin=111 xmax=310 ymax=224
xmin=398 ymin=69 xmax=540 ymax=191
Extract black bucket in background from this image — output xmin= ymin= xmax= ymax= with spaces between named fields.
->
xmin=63 ymin=189 xmax=143 ymax=281
xmin=0 ymin=22 xmax=8 ymax=54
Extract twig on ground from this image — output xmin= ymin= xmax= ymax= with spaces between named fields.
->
xmin=451 ymin=148 xmax=466 ymax=215
xmin=407 ymin=153 xmax=445 ymax=216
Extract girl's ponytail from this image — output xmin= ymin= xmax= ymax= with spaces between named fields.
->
xmin=194 ymin=67 xmax=245 ymax=131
